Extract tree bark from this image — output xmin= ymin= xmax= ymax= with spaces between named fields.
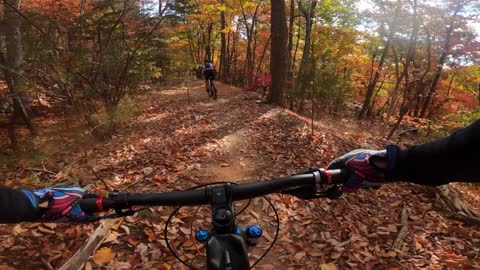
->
xmin=419 ymin=2 xmax=465 ymax=118
xmin=256 ymin=34 xmax=271 ymax=75
xmin=386 ymin=0 xmax=419 ymax=121
xmin=413 ymin=26 xmax=432 ymax=117
xmin=367 ymin=74 xmax=387 ymax=117
xmin=287 ymin=0 xmax=295 ymax=80
xmin=358 ymin=1 xmax=399 ymax=119
xmin=205 ymin=23 xmax=213 ymax=61
xmin=268 ymin=0 xmax=288 ymax=105
xmin=292 ymin=23 xmax=302 ymax=76
xmin=239 ymin=0 xmax=261 ymax=76
xmin=2 ymin=0 xmax=36 ymax=145
xmin=295 ymin=0 xmax=317 ymax=113
xmin=219 ymin=0 xmax=228 ymax=80
xmin=387 ymin=0 xmax=419 ymax=139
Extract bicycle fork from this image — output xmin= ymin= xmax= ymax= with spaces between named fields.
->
xmin=194 ymin=185 xmax=262 ymax=270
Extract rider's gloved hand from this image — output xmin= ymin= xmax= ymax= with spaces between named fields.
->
xmin=21 ymin=185 xmax=97 ymax=222
xmin=327 ymin=145 xmax=399 ymax=192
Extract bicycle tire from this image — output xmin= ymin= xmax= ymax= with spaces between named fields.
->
xmin=212 ymin=83 xmax=217 ymax=100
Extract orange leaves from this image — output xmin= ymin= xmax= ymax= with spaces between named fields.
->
xmin=144 ymin=228 xmax=156 ymax=242
xmin=320 ymin=263 xmax=337 ymax=270
xmin=92 ymin=247 xmax=116 ymax=266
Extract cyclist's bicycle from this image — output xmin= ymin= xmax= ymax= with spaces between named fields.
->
xmin=80 ymin=168 xmax=347 ymax=270
xmin=207 ymin=76 xmax=217 ymax=100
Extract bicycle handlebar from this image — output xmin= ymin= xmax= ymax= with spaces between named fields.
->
xmin=79 ymin=168 xmax=348 ymax=214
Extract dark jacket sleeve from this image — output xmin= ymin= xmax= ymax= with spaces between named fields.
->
xmin=391 ymin=119 xmax=480 ymax=185
xmin=0 ymin=187 xmax=41 ymax=223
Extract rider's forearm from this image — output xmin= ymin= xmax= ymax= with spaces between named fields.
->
xmin=390 ymin=119 xmax=480 ymax=185
xmin=0 ymin=187 xmax=41 ymax=223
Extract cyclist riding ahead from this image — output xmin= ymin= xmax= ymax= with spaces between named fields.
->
xmin=202 ymin=59 xmax=216 ymax=97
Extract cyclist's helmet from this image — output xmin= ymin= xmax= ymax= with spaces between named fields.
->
xmin=204 ymin=59 xmax=210 ymax=63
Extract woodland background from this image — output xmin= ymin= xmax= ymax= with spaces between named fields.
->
xmin=0 ymin=0 xmax=479 ymax=145
xmin=0 ymin=0 xmax=480 ymax=269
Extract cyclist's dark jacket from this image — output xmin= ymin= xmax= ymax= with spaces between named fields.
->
xmin=1 ymin=119 xmax=480 ymax=223
xmin=203 ymin=62 xmax=215 ymax=80
xmin=0 ymin=187 xmax=40 ymax=223
xmin=391 ymin=119 xmax=480 ymax=185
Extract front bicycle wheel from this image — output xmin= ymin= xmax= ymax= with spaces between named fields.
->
xmin=208 ymin=80 xmax=214 ymax=98
xmin=212 ymin=82 xmax=217 ymax=100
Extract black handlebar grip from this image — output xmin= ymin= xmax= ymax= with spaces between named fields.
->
xmin=325 ymin=168 xmax=349 ymax=185
xmin=79 ymin=197 xmax=116 ymax=213
xmin=79 ymin=198 xmax=100 ymax=213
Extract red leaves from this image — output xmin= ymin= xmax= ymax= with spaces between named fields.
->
xmin=243 ymin=72 xmax=272 ymax=92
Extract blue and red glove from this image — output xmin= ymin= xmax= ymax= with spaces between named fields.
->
xmin=327 ymin=145 xmax=398 ymax=192
xmin=21 ymin=185 xmax=96 ymax=222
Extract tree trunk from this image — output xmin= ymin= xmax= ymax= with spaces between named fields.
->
xmin=478 ymin=82 xmax=480 ymax=109
xmin=287 ymin=21 xmax=302 ymax=110
xmin=295 ymin=0 xmax=317 ymax=113
xmin=2 ymin=0 xmax=36 ymax=143
xmin=413 ymin=26 xmax=432 ymax=117
xmin=386 ymin=0 xmax=419 ymax=121
xmin=292 ymin=23 xmax=301 ymax=75
xmin=256 ymin=35 xmax=271 ymax=75
xmin=268 ymin=0 xmax=288 ymax=105
xmin=386 ymin=45 xmax=401 ymax=120
xmin=387 ymin=0 xmax=419 ymax=138
xmin=239 ymin=1 xmax=261 ymax=80
xmin=205 ymin=23 xmax=213 ymax=60
xmin=252 ymin=24 xmax=258 ymax=74
xmin=358 ymin=1 xmax=399 ymax=119
xmin=367 ymin=74 xmax=387 ymax=117
xmin=419 ymin=2 xmax=465 ymax=118
xmin=219 ymin=0 xmax=228 ymax=80
xmin=287 ymin=0 xmax=295 ymax=80
xmin=232 ymin=28 xmax=239 ymax=83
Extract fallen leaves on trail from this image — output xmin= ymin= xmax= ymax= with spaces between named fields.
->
xmin=320 ymin=262 xmax=337 ymax=270
xmin=92 ymin=247 xmax=116 ymax=266
xmin=0 ymin=82 xmax=480 ymax=269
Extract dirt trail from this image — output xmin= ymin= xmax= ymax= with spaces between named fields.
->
xmin=1 ymin=80 xmax=480 ymax=270
xmin=204 ymin=127 xmax=252 ymax=181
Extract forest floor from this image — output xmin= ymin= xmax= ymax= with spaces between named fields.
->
xmin=0 ymin=81 xmax=480 ymax=269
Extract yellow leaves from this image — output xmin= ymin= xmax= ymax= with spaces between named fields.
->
xmin=383 ymin=251 xmax=397 ymax=258
xmin=92 ymin=247 xmax=116 ymax=266
xmin=157 ymin=263 xmax=172 ymax=270
xmin=220 ymin=28 xmax=230 ymax=34
xmin=320 ymin=263 xmax=337 ymax=270
xmin=217 ymin=4 xmax=227 ymax=12
xmin=199 ymin=3 xmax=221 ymax=15
xmin=84 ymin=261 xmax=93 ymax=270
xmin=12 ymin=224 xmax=27 ymax=235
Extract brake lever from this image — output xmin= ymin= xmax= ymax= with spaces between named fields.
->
xmin=95 ymin=191 xmax=143 ymax=220
xmin=317 ymin=185 xmax=343 ymax=200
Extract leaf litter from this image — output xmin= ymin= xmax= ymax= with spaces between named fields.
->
xmin=0 ymin=82 xmax=479 ymax=269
